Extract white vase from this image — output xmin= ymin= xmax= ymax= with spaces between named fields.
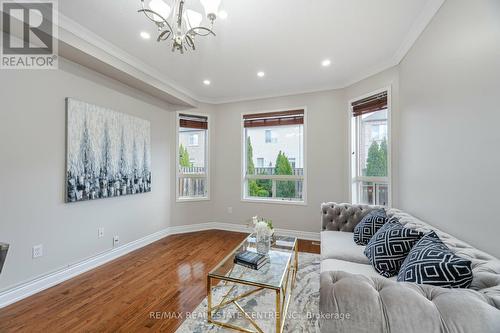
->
xmin=256 ymin=233 xmax=271 ymax=255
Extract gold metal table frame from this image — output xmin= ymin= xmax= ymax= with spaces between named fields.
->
xmin=207 ymin=237 xmax=299 ymax=333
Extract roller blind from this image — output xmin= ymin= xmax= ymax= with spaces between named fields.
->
xmin=351 ymin=91 xmax=387 ymax=117
xmin=243 ymin=110 xmax=304 ymax=128
xmin=179 ymin=114 xmax=208 ymax=129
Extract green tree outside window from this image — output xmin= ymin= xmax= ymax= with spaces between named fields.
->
xmin=275 ymin=151 xmax=296 ymax=199
xmin=179 ymin=144 xmax=192 ymax=168
xmin=247 ymin=137 xmax=270 ymax=197
xmin=365 ymin=138 xmax=388 ymax=177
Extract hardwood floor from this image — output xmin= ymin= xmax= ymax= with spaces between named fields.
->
xmin=0 ymin=230 xmax=319 ymax=333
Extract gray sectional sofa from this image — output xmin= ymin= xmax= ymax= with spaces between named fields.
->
xmin=319 ymin=203 xmax=500 ymax=333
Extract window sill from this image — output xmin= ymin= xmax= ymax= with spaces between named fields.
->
xmin=241 ymin=197 xmax=307 ymax=206
xmin=176 ymin=197 xmax=210 ymax=203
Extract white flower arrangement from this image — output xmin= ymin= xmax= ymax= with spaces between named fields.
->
xmin=251 ymin=216 xmax=274 ymax=237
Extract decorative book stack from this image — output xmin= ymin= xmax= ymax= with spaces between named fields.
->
xmin=234 ymin=250 xmax=268 ymax=270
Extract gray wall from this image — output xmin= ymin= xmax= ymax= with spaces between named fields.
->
xmin=0 ymin=59 xmax=173 ymax=291
xmin=398 ymin=0 xmax=500 ymax=257
xmin=189 ymin=68 xmax=399 ymax=234
xmin=208 ymin=89 xmax=349 ymax=233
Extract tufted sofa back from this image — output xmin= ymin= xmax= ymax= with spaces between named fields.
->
xmin=321 ymin=202 xmax=383 ymax=231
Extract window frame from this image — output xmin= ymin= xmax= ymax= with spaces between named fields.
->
xmin=348 ymin=87 xmax=392 ymax=207
xmin=176 ymin=111 xmax=210 ymax=202
xmin=240 ymin=107 xmax=308 ymax=206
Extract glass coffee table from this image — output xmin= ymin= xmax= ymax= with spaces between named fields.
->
xmin=207 ymin=234 xmax=298 ymax=333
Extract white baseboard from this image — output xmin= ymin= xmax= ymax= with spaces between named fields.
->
xmin=274 ymin=227 xmax=320 ymax=241
xmin=208 ymin=222 xmax=320 ymax=241
xmin=0 ymin=223 xmax=319 ymax=308
xmin=0 ymin=228 xmax=170 ymax=308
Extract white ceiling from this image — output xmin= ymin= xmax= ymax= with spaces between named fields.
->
xmin=59 ymin=0 xmax=443 ymax=104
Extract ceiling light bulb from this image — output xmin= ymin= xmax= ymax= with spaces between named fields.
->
xmin=183 ymin=9 xmax=202 ymax=29
xmin=149 ymin=0 xmax=171 ymax=21
xmin=257 ymin=71 xmax=265 ymax=78
xmin=218 ymin=10 xmax=228 ymax=20
xmin=140 ymin=31 xmax=151 ymax=39
xmin=203 ymin=79 xmax=211 ymax=85
xmin=322 ymin=59 xmax=331 ymax=67
xmin=200 ymin=0 xmax=221 ymax=18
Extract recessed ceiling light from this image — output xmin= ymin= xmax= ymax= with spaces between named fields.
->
xmin=218 ymin=10 xmax=228 ymax=20
xmin=140 ymin=31 xmax=151 ymax=40
xmin=203 ymin=79 xmax=211 ymax=85
xmin=321 ymin=59 xmax=331 ymax=67
xmin=257 ymin=71 xmax=265 ymax=78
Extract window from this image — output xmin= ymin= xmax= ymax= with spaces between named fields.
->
xmin=264 ymin=130 xmax=277 ymax=143
xmin=370 ymin=124 xmax=387 ymax=142
xmin=188 ymin=134 xmax=199 ymax=146
xmin=177 ymin=113 xmax=209 ymax=200
xmin=265 ymin=130 xmax=272 ymax=143
xmin=243 ymin=110 xmax=305 ymax=203
xmin=350 ymin=91 xmax=390 ymax=206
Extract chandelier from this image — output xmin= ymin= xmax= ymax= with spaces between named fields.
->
xmin=138 ymin=0 xmax=221 ymax=53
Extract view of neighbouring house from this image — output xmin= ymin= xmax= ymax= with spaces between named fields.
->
xmin=246 ymin=125 xmax=304 ymax=169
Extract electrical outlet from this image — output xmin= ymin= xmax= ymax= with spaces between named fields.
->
xmin=98 ymin=227 xmax=104 ymax=239
xmin=32 ymin=244 xmax=43 ymax=258
xmin=227 ymin=207 xmax=233 ymax=214
xmin=113 ymin=235 xmax=119 ymax=247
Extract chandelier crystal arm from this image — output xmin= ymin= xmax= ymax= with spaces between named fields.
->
xmin=157 ymin=29 xmax=172 ymax=41
xmin=186 ymin=26 xmax=216 ymax=37
xmin=176 ymin=0 xmax=185 ymax=34
xmin=138 ymin=8 xmax=174 ymax=33
xmin=185 ymin=34 xmax=195 ymax=50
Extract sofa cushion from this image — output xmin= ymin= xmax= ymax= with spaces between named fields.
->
xmin=321 ymin=231 xmax=369 ymax=264
xmin=321 ymin=258 xmax=397 ymax=280
xmin=397 ymin=231 xmax=473 ymax=288
xmin=353 ymin=208 xmax=387 ymax=245
xmin=364 ymin=221 xmax=424 ymax=277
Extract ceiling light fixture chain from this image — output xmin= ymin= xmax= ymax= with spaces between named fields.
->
xmin=138 ymin=0 xmax=220 ymax=54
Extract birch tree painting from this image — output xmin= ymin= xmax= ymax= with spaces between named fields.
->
xmin=66 ymin=98 xmax=151 ymax=202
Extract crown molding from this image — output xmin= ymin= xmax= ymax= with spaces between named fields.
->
xmin=6 ymin=1 xmax=443 ymax=106
xmin=56 ymin=12 xmax=199 ymax=108
xmin=390 ymin=0 xmax=445 ymax=67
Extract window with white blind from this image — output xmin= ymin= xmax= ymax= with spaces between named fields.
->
xmin=177 ymin=113 xmax=209 ymax=201
xmin=350 ymin=90 xmax=391 ymax=206
xmin=242 ymin=110 xmax=306 ymax=203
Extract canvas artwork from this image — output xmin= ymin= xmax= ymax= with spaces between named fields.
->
xmin=66 ymin=98 xmax=151 ymax=202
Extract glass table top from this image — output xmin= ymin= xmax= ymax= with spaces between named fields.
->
xmin=208 ymin=234 xmax=297 ymax=289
